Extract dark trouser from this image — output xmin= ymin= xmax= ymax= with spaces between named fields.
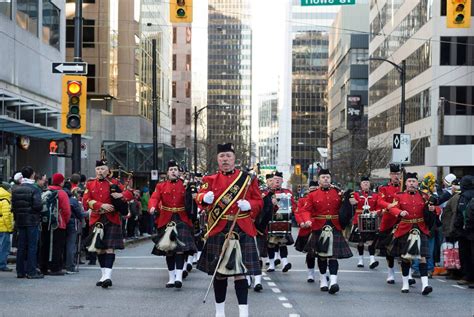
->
xmin=40 ymin=226 xmax=66 ymax=273
xmin=65 ymin=221 xmax=79 ymax=271
xmin=139 ymin=212 xmax=152 ymax=235
xmin=458 ymin=237 xmax=474 ymax=281
xmin=16 ymin=226 xmax=40 ymax=275
xmin=268 ymin=246 xmax=288 ymax=259
xmin=127 ymin=217 xmax=137 ymax=237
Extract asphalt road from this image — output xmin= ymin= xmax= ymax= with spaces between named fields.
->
xmin=1 ymin=238 xmax=473 ymax=317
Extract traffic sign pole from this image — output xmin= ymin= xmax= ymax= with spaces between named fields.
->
xmin=72 ymin=0 xmax=83 ymax=175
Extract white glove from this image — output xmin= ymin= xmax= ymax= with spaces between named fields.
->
xmin=237 ymin=199 xmax=251 ymax=212
xmin=203 ymin=191 xmax=215 ymax=204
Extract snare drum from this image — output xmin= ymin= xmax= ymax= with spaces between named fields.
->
xmin=358 ymin=213 xmax=380 ymax=233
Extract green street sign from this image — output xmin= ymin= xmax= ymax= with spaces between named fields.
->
xmin=301 ymin=0 xmax=356 ymax=6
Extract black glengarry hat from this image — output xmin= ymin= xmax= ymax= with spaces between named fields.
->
xmin=318 ymin=168 xmax=331 ymax=177
xmin=389 ymin=163 xmax=401 ymax=173
xmin=217 ymin=143 xmax=235 ymax=154
xmin=360 ymin=176 xmax=370 ymax=183
xmin=274 ymin=171 xmax=283 ymax=178
xmin=265 ymin=174 xmax=274 ymax=180
xmin=167 ymin=160 xmax=178 ymax=170
xmin=96 ymin=159 xmax=108 ymax=167
xmin=309 ymin=180 xmax=318 ymax=187
xmin=405 ymin=172 xmax=418 ymax=180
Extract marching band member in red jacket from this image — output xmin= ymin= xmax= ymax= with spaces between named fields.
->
xmin=349 ymin=176 xmax=380 ymax=269
xmin=149 ymin=160 xmax=196 ymax=288
xmin=388 ymin=172 xmax=435 ymax=295
xmin=196 ymin=143 xmax=263 ymax=317
xmin=83 ymin=160 xmax=133 ymax=288
xmin=300 ymin=169 xmax=352 ymax=294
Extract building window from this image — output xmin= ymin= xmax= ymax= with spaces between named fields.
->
xmin=16 ymin=0 xmax=38 ymax=36
xmin=172 ymin=81 xmax=177 ymax=98
xmin=186 ymin=27 xmax=191 ymax=43
xmin=185 ymin=109 xmax=191 ymax=125
xmin=440 ymin=37 xmax=474 ymax=66
xmin=171 ymin=135 xmax=176 ymax=147
xmin=173 ymin=54 xmax=177 ymax=71
xmin=173 ymin=27 xmax=177 ymax=44
xmin=87 ymin=64 xmax=96 ymax=92
xmin=172 ymin=108 xmax=176 ymax=125
xmin=185 ymin=82 xmax=191 ymax=98
xmin=0 ymin=0 xmax=11 ymax=18
xmin=186 ymin=54 xmax=191 ymax=71
xmin=66 ymin=19 xmax=95 ymax=48
xmin=42 ymin=0 xmax=60 ymax=50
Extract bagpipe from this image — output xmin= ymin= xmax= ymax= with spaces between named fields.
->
xmin=338 ymin=187 xmax=354 ymax=230
xmin=107 ymin=169 xmax=133 ymax=216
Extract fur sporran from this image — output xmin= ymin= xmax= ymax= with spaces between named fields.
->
xmin=85 ymin=222 xmax=105 ymax=252
xmin=156 ymin=221 xmax=185 ymax=252
xmin=316 ymin=225 xmax=333 ymax=257
xmin=401 ymin=228 xmax=422 ymax=260
xmin=217 ymin=232 xmax=247 ymax=276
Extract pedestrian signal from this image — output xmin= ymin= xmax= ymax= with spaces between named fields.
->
xmin=295 ymin=164 xmax=302 ymax=176
xmin=170 ymin=0 xmax=193 ymax=23
xmin=61 ymin=75 xmax=87 ymax=134
xmin=447 ymin=0 xmax=471 ymax=28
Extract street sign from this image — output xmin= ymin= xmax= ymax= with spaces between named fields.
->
xmin=392 ymin=133 xmax=411 ymax=164
xmin=151 ymin=170 xmax=158 ymax=181
xmin=52 ymin=62 xmax=88 ymax=75
xmin=301 ymin=0 xmax=356 ymax=6
xmin=80 ymin=142 xmax=88 ymax=159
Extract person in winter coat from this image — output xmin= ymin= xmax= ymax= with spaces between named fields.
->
xmin=12 ymin=166 xmax=43 ymax=279
xmin=452 ymin=175 xmax=474 ymax=287
xmin=63 ymin=181 xmax=86 ymax=274
xmin=0 ymin=182 xmax=13 ymax=272
xmin=39 ymin=173 xmax=71 ymax=276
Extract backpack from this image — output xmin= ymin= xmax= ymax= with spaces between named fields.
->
xmin=41 ymin=190 xmax=59 ymax=230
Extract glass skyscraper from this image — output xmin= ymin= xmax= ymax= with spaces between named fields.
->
xmin=207 ymin=0 xmax=252 ymax=170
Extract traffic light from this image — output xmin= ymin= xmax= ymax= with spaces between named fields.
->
xmin=170 ymin=0 xmax=193 ymax=23
xmin=61 ymin=75 xmax=87 ymax=134
xmin=447 ymin=0 xmax=471 ymax=28
xmin=294 ymin=164 xmax=302 ymax=176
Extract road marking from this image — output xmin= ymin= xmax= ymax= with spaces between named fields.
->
xmin=79 ymin=267 xmax=168 ymax=270
xmin=452 ymin=285 xmax=467 ymax=290
xmin=116 ymin=256 xmax=156 ymax=259
xmin=267 ymin=282 xmax=276 ymax=287
xmin=289 ymin=314 xmax=300 ymax=317
xmin=263 ymin=276 xmax=271 ymax=281
xmin=278 ymin=296 xmax=288 ymax=301
xmin=271 ymin=288 xmax=282 ymax=293
xmin=436 ymin=279 xmax=446 ymax=283
xmin=282 ymin=303 xmax=293 ymax=309
xmin=287 ymin=269 xmax=392 ymax=274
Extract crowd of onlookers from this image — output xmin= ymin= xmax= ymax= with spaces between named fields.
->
xmin=0 ymin=166 xmax=154 ymax=278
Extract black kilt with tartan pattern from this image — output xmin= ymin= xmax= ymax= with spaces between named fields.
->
xmin=197 ymin=222 xmax=261 ymax=276
xmin=256 ymin=232 xmax=268 ymax=258
xmin=303 ymin=222 xmax=353 ymax=259
xmin=101 ymin=221 xmax=124 ymax=250
xmin=294 ymin=234 xmax=310 ymax=253
xmin=349 ymin=225 xmax=377 ymax=243
xmin=375 ymin=228 xmax=395 ymax=257
xmin=388 ymin=226 xmax=430 ymax=258
xmin=152 ymin=214 xmax=197 ymax=256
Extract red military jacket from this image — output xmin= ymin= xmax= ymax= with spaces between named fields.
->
xmin=377 ymin=183 xmax=400 ymax=232
xmin=388 ymin=191 xmax=431 ymax=238
xmin=83 ymin=178 xmax=133 ymax=226
xmin=352 ymin=190 xmax=380 ymax=225
xmin=300 ymin=186 xmax=343 ymax=231
xmin=196 ymin=169 xmax=263 ymax=238
xmin=148 ymin=179 xmax=192 ymax=228
xmin=295 ymin=196 xmax=311 ymax=237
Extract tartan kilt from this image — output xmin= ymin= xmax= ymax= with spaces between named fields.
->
xmin=256 ymin=233 xmax=268 ymax=258
xmin=294 ymin=234 xmax=310 ymax=253
xmin=304 ymin=223 xmax=353 ymax=259
xmin=374 ymin=229 xmax=394 ymax=256
xmin=388 ymin=228 xmax=430 ymax=258
xmin=102 ymin=221 xmax=125 ymax=250
xmin=349 ymin=225 xmax=376 ymax=243
xmin=197 ymin=222 xmax=261 ymax=276
xmin=152 ymin=214 xmax=197 ymax=256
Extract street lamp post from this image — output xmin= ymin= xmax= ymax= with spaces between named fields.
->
xmin=358 ymin=57 xmax=406 ymax=133
xmin=308 ymin=130 xmax=315 ymax=181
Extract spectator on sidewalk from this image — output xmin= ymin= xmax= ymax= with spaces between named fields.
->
xmin=39 ymin=173 xmax=71 ymax=276
xmin=34 ymin=173 xmax=48 ymax=192
xmin=139 ymin=187 xmax=152 ymax=236
xmin=0 ymin=182 xmax=13 ymax=272
xmin=63 ymin=181 xmax=86 ymax=274
xmin=12 ymin=166 xmax=43 ymax=279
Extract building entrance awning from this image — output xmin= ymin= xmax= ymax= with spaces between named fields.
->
xmin=0 ymin=89 xmax=70 ymax=140
xmin=0 ymin=115 xmax=70 ymax=140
